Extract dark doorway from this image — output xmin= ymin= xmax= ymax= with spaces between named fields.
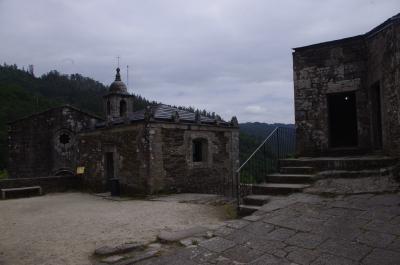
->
xmin=328 ymin=92 xmax=358 ymax=148
xmin=105 ymin=152 xmax=114 ymax=190
xmin=371 ymin=82 xmax=383 ymax=149
xmin=120 ymin=100 xmax=127 ymax=117
xmin=192 ymin=138 xmax=208 ymax=163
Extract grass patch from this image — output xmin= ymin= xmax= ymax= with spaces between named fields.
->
xmin=222 ymin=204 xmax=238 ymax=219
xmin=0 ymin=169 xmax=8 ymax=179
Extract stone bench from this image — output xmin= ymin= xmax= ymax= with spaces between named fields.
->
xmin=1 ymin=186 xmax=42 ymax=199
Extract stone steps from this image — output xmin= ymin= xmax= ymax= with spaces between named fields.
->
xmin=240 ymin=165 xmax=315 ymax=215
xmin=265 ymin=173 xmax=316 ymax=184
xmin=280 ymin=166 xmax=315 ymax=174
xmin=252 ymin=183 xmax=310 ymax=195
xmin=239 ymin=155 xmax=398 ymax=216
xmin=280 ymin=156 xmax=398 ymax=171
xmin=238 ymin=204 xmax=261 ymax=216
xmin=243 ymin=195 xmax=271 ymax=206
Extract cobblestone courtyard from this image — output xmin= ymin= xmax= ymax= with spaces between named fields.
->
xmin=137 ymin=192 xmax=400 ymax=265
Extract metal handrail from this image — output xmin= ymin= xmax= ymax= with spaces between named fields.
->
xmin=236 ymin=126 xmax=278 ymax=172
xmin=235 ymin=126 xmax=296 ymax=209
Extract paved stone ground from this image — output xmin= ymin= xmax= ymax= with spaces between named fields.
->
xmin=136 ymin=192 xmax=400 ymax=265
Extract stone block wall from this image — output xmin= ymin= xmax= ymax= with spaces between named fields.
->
xmin=0 ymin=175 xmax=80 ymax=194
xmin=8 ymin=106 xmax=100 ymax=178
xmin=293 ymin=37 xmax=369 ymax=155
xmin=77 ymin=123 xmax=148 ymax=193
xmin=149 ymin=123 xmax=239 ymax=195
xmin=293 ymin=18 xmax=400 ymax=157
xmin=366 ymin=22 xmax=400 ymax=156
xmin=76 ymin=121 xmax=239 ymax=196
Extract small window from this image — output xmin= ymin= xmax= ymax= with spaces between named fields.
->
xmin=192 ymin=138 xmax=207 ymax=162
xmin=59 ymin=133 xmax=70 ymax=145
xmin=120 ymin=100 xmax=127 ymax=116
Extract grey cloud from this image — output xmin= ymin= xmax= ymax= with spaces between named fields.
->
xmin=0 ymin=0 xmax=398 ymax=123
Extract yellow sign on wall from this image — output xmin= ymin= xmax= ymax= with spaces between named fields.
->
xmin=76 ymin=167 xmax=85 ymax=174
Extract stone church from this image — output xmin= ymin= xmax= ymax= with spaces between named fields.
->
xmin=293 ymin=13 xmax=400 ymax=157
xmin=8 ymin=68 xmax=239 ymax=195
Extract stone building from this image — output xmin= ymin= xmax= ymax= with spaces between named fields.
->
xmin=8 ymin=106 xmax=101 ymax=178
xmin=293 ymin=13 xmax=400 ymax=157
xmin=8 ymin=68 xmax=239 ymax=196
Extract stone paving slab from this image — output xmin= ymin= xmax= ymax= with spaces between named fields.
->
xmin=356 ymin=230 xmax=396 ymax=248
xmin=132 ymin=192 xmax=400 ymax=265
xmin=198 ymin=237 xmax=236 ymax=253
xmin=318 ymin=238 xmax=371 ymax=261
xmin=285 ymin=246 xmax=320 ymax=265
xmin=157 ymin=226 xmax=208 ymax=242
xmin=221 ymin=245 xmax=264 ymax=263
xmin=362 ymin=249 xmax=400 ymax=265
xmin=285 ymin=232 xmax=328 ymax=249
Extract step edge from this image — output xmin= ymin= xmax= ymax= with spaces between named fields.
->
xmin=239 ymin=204 xmax=261 ymax=209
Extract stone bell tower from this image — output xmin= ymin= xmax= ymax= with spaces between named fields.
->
xmin=103 ymin=68 xmax=134 ymax=121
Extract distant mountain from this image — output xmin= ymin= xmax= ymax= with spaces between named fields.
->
xmin=240 ymin=122 xmax=294 ymax=141
xmin=238 ymin=122 xmax=295 ymax=163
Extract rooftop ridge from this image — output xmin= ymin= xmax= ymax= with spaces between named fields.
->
xmin=293 ymin=12 xmax=400 ymax=51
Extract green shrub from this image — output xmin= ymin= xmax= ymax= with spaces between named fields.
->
xmin=222 ymin=204 xmax=237 ymax=219
xmin=0 ymin=169 xmax=8 ymax=179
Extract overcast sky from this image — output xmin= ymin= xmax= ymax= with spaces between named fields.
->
xmin=0 ymin=1 xmax=398 ymax=123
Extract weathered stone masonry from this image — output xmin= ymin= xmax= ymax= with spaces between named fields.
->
xmin=77 ymin=117 xmax=239 ymax=195
xmin=77 ymin=124 xmax=147 ymax=194
xmin=8 ymin=106 xmax=101 ymax=178
xmin=7 ymin=68 xmax=240 ymax=196
xmin=293 ymin=13 xmax=400 ymax=157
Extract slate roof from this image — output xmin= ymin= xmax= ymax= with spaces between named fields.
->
xmin=293 ymin=12 xmax=400 ymax=51
xmin=95 ymin=104 xmax=233 ymax=128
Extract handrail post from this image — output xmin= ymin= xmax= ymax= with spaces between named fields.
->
xmin=236 ymin=171 xmax=240 ymax=210
xmin=277 ymin=127 xmax=281 ymax=170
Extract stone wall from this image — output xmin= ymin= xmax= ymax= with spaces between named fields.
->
xmin=293 ymin=37 xmax=369 ymax=155
xmin=293 ymin=19 xmax=400 ymax=157
xmin=366 ymin=22 xmax=400 ymax=156
xmin=0 ymin=175 xmax=80 ymax=194
xmin=77 ymin=123 xmax=147 ymax=193
xmin=77 ymin=121 xmax=239 ymax=196
xmin=149 ymin=123 xmax=239 ymax=195
xmin=103 ymin=93 xmax=134 ymax=121
xmin=8 ymin=106 xmax=99 ymax=178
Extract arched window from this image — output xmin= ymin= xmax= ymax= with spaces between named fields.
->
xmin=119 ymin=100 xmax=127 ymax=117
xmin=107 ymin=100 xmax=111 ymax=115
xmin=192 ymin=138 xmax=208 ymax=162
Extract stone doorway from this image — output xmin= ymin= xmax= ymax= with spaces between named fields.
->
xmin=327 ymin=91 xmax=358 ymax=148
xmin=105 ymin=152 xmax=114 ymax=191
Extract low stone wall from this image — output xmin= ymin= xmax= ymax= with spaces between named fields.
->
xmin=0 ymin=175 xmax=81 ymax=194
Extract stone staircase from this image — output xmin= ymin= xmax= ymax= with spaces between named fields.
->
xmin=239 ymin=165 xmax=316 ymax=215
xmin=239 ymin=155 xmax=398 ymax=215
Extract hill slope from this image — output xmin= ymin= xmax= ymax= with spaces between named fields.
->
xmin=0 ymin=64 xmax=157 ymax=169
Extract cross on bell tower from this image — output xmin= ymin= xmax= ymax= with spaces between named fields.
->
xmin=103 ymin=61 xmax=135 ymax=122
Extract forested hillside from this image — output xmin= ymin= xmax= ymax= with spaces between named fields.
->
xmin=238 ymin=122 xmax=295 ymax=163
xmin=240 ymin=122 xmax=294 ymax=142
xmin=0 ymin=64 xmax=155 ymax=116
xmin=0 ymin=64 xmax=156 ymax=170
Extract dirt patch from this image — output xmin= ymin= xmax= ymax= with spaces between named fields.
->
xmin=0 ymin=192 xmax=228 ymax=265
